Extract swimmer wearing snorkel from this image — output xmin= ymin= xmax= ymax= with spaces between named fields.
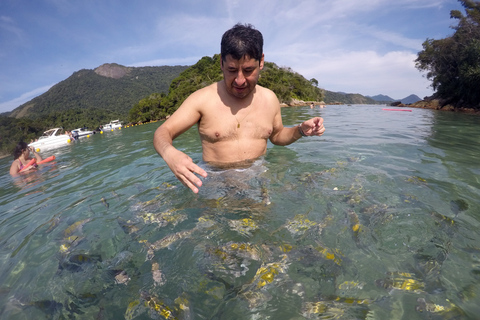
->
xmin=153 ymin=23 xmax=325 ymax=193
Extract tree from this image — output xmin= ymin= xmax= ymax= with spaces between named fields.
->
xmin=128 ymin=93 xmax=167 ymax=123
xmin=415 ymin=0 xmax=480 ymax=108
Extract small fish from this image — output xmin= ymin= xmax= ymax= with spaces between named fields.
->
xmin=302 ymin=296 xmax=370 ymax=319
xmin=58 ymin=253 xmax=102 ymax=273
xmin=338 ymin=281 xmax=365 ymax=291
xmin=450 ymin=199 xmax=468 ymax=216
xmin=375 ymin=271 xmax=425 ymax=292
xmin=125 ymin=300 xmax=142 ymax=320
xmin=284 ymin=214 xmax=318 ymax=236
xmin=261 ymin=186 xmax=271 ymax=205
xmin=140 ymin=292 xmax=179 ymax=320
xmin=59 ymin=235 xmax=83 ymax=254
xmin=152 ymin=262 xmax=166 ymax=286
xmin=65 ymin=290 xmax=99 ymax=307
xmin=139 ymin=210 xmax=187 ymax=227
xmin=141 ymin=229 xmax=194 ymax=260
xmin=405 ymin=176 xmax=427 ymax=185
xmin=430 ymin=211 xmax=456 ymax=226
xmin=63 ymin=218 xmax=92 ymax=238
xmin=28 ymin=299 xmax=63 ymax=316
xmin=228 ymin=218 xmax=259 ymax=236
xmin=45 ymin=216 xmax=61 ymax=233
xmin=248 ymin=256 xmax=289 ymax=289
xmin=346 ymin=209 xmax=364 ymax=244
xmin=314 ymin=244 xmax=344 ymax=266
xmin=150 ymin=229 xmax=194 ymax=250
xmin=117 ymin=217 xmax=140 ymax=234
xmin=416 ymin=297 xmax=465 ymax=318
xmin=242 ymin=290 xmax=272 ymax=309
xmin=101 ymin=197 xmax=109 ymax=209
xmin=113 ymin=270 xmax=130 ymax=285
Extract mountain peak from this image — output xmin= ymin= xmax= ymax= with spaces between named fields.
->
xmin=94 ymin=63 xmax=132 ymax=79
xmin=368 ymin=94 xmax=395 ymax=102
xmin=401 ymin=94 xmax=422 ymax=104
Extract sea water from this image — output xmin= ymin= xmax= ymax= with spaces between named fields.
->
xmin=0 ymin=105 xmax=479 ymax=319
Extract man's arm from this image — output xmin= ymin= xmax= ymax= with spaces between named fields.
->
xmin=153 ymin=92 xmax=208 ymax=193
xmin=269 ymin=105 xmax=326 ymax=146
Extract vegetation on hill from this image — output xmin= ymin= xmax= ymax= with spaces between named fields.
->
xmin=9 ymin=64 xmax=188 ymax=119
xmin=323 ymin=91 xmax=380 ymax=105
xmin=415 ymin=0 xmax=480 ymax=109
xmin=1 ymin=64 xmax=187 ymax=157
xmin=128 ymin=54 xmax=325 ymax=123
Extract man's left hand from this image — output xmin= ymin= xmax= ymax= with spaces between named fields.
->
xmin=301 ymin=117 xmax=325 ymax=136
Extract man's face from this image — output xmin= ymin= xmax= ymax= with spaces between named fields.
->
xmin=221 ymin=54 xmax=264 ymax=99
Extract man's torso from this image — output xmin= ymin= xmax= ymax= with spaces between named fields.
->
xmin=197 ymin=82 xmax=278 ymax=164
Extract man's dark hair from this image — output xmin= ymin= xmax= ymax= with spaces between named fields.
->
xmin=221 ymin=23 xmax=263 ymax=62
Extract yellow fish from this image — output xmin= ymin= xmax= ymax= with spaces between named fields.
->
xmin=314 ymin=244 xmax=343 ymax=266
xmin=376 ymin=272 xmax=425 ymax=292
xmin=63 ymin=218 xmax=91 ymax=238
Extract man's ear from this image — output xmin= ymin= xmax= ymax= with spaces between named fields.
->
xmin=259 ymin=54 xmax=265 ymax=70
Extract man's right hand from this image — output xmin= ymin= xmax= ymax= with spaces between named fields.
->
xmin=163 ymin=148 xmax=207 ymax=193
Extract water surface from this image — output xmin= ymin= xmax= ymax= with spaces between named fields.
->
xmin=1 ymin=105 xmax=479 ymax=319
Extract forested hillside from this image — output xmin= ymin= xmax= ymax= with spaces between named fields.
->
xmin=323 ymin=91 xmax=378 ymax=105
xmin=1 ymin=64 xmax=187 ymax=157
xmin=9 ymin=64 xmax=188 ymax=119
xmin=128 ymin=54 xmax=325 ymax=123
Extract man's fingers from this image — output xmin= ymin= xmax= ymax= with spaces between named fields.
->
xmin=179 ymin=165 xmax=207 ymax=193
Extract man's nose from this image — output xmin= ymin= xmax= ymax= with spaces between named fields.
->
xmin=235 ymin=71 xmax=246 ymax=86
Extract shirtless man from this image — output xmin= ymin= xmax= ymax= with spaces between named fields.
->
xmin=153 ymin=23 xmax=325 ymax=193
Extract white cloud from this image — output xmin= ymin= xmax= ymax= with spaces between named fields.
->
xmin=129 ymin=56 xmax=203 ymax=68
xmin=294 ymin=50 xmax=433 ymax=98
xmin=0 ymin=85 xmax=54 ymax=114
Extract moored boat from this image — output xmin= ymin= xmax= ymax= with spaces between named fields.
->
xmin=102 ymin=120 xmax=123 ymax=131
xmin=71 ymin=127 xmax=95 ymax=138
xmin=29 ymin=128 xmax=72 ymax=151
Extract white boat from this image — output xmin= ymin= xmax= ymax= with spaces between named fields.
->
xmin=102 ymin=120 xmax=123 ymax=131
xmin=29 ymin=128 xmax=72 ymax=151
xmin=71 ymin=127 xmax=94 ymax=138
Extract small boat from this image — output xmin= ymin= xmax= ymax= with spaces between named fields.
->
xmin=71 ymin=127 xmax=94 ymax=139
xmin=102 ymin=120 xmax=123 ymax=131
xmin=29 ymin=128 xmax=72 ymax=151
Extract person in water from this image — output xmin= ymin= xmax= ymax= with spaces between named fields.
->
xmin=153 ymin=23 xmax=325 ymax=193
xmin=9 ymin=141 xmax=43 ymax=176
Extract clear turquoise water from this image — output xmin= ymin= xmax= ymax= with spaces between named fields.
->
xmin=0 ymin=105 xmax=479 ymax=319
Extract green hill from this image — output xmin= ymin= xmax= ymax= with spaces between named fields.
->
xmin=128 ymin=54 xmax=326 ymax=123
xmin=9 ymin=63 xmax=188 ymax=119
xmin=324 ymin=91 xmax=379 ymax=105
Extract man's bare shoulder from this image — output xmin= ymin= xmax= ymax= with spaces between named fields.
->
xmin=183 ymin=82 xmax=220 ymax=108
xmin=255 ymin=85 xmax=280 ymax=108
xmin=256 ymin=84 xmax=278 ymax=99
xmin=191 ymin=82 xmax=219 ymax=97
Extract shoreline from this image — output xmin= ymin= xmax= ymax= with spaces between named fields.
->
xmin=399 ymin=99 xmax=480 ymax=116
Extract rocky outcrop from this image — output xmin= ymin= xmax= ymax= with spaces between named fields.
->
xmin=282 ymin=99 xmax=325 ymax=107
xmin=409 ymin=99 xmax=480 ymax=115
xmin=94 ymin=63 xmax=132 ymax=79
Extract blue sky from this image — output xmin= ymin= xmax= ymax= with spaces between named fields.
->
xmin=0 ymin=0 xmax=464 ymax=113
